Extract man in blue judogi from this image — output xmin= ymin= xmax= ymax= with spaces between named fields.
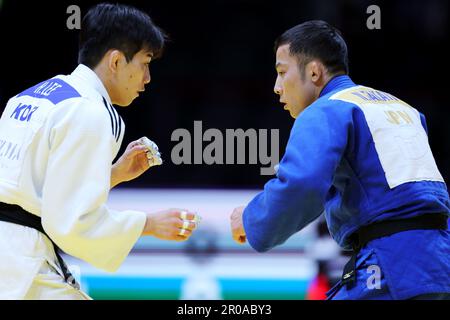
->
xmin=230 ymin=20 xmax=450 ymax=300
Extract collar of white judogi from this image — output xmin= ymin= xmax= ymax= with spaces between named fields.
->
xmin=71 ymin=64 xmax=112 ymax=104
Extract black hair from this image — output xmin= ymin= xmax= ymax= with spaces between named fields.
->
xmin=78 ymin=3 xmax=167 ymax=68
xmin=274 ymin=20 xmax=349 ymax=76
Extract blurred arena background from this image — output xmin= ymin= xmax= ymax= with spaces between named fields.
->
xmin=64 ymin=188 xmax=325 ymax=299
xmin=0 ymin=0 xmax=448 ymax=299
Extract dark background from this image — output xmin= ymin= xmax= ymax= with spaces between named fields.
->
xmin=0 ymin=0 xmax=448 ymax=189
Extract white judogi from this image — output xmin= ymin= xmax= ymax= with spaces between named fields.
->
xmin=0 ymin=64 xmax=147 ymax=299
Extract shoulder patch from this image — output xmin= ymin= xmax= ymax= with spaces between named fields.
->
xmin=330 ymin=86 xmax=411 ymax=108
xmin=331 ymin=86 xmax=444 ymax=188
xmin=17 ymin=78 xmax=81 ymax=104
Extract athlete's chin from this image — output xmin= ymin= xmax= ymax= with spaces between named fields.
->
xmin=283 ymin=104 xmax=299 ymax=119
xmin=289 ymin=105 xmax=304 ymax=119
xmin=116 ymin=98 xmax=134 ymax=107
xmin=285 ymin=107 xmax=299 ymax=119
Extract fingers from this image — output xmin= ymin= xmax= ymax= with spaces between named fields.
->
xmin=128 ymin=140 xmax=148 ymax=152
xmin=175 ymin=235 xmax=190 ymax=242
xmin=132 ymin=144 xmax=148 ymax=152
xmin=180 ymin=211 xmax=194 ymax=220
xmin=178 ymin=219 xmax=197 ymax=231
xmin=177 ymin=228 xmax=193 ymax=237
xmin=232 ymin=232 xmax=247 ymax=244
xmin=138 ymin=137 xmax=159 ymax=151
xmin=233 ymin=233 xmax=247 ymax=244
xmin=162 ymin=223 xmax=193 ymax=240
xmin=125 ymin=144 xmax=148 ymax=159
xmin=170 ymin=209 xmax=200 ymax=240
xmin=176 ymin=210 xmax=199 ymax=238
xmin=170 ymin=209 xmax=201 ymax=223
xmin=179 ymin=210 xmax=202 ymax=223
xmin=231 ymin=205 xmax=245 ymax=219
xmin=232 ymin=228 xmax=247 ymax=244
xmin=172 ymin=224 xmax=193 ymax=242
xmin=230 ymin=206 xmax=246 ymax=245
xmin=127 ymin=140 xmax=140 ymax=149
xmin=132 ymin=137 xmax=163 ymax=167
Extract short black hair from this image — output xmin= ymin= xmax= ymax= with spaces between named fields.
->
xmin=78 ymin=3 xmax=167 ymax=68
xmin=274 ymin=20 xmax=349 ymax=75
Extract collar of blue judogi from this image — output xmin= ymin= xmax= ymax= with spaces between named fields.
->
xmin=319 ymin=74 xmax=356 ymax=98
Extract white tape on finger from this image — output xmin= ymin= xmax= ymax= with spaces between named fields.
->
xmin=181 ymin=212 xmax=202 ymax=223
xmin=179 ymin=228 xmax=186 ymax=236
xmin=194 ymin=215 xmax=202 ymax=224
xmin=182 ymin=220 xmax=190 ymax=230
xmin=139 ymin=137 xmax=163 ymax=166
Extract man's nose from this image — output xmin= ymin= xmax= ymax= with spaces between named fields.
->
xmin=274 ymin=87 xmax=282 ymax=95
xmin=274 ymin=83 xmax=282 ymax=95
xmin=274 ymin=77 xmax=282 ymax=95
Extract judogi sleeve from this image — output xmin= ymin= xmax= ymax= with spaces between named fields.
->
xmin=243 ymin=101 xmax=352 ymax=252
xmin=41 ymin=98 xmax=146 ymax=272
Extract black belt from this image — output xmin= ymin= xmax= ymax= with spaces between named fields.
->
xmin=0 ymin=202 xmax=80 ymax=290
xmin=341 ymin=213 xmax=448 ymax=288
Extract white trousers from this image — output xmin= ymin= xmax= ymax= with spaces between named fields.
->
xmin=0 ymin=221 xmax=91 ymax=300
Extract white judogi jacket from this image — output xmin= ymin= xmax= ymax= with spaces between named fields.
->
xmin=0 ymin=65 xmax=146 ymax=298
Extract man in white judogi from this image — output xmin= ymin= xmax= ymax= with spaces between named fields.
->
xmin=0 ymin=3 xmax=199 ymax=299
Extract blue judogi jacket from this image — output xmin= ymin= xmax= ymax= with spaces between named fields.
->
xmin=243 ymin=75 xmax=450 ymax=299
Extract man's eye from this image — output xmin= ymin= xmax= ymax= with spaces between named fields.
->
xmin=278 ymin=71 xmax=285 ymax=76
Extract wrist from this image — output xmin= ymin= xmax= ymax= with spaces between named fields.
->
xmin=110 ymin=164 xmax=124 ymax=188
xmin=143 ymin=214 xmax=154 ymax=236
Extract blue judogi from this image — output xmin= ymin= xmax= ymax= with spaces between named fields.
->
xmin=243 ymin=75 xmax=450 ymax=299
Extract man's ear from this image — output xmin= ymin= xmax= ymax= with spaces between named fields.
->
xmin=107 ymin=50 xmax=124 ymax=74
xmin=308 ymin=60 xmax=323 ymax=84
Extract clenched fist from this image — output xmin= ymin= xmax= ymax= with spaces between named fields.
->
xmin=230 ymin=206 xmax=247 ymax=244
xmin=143 ymin=208 xmax=200 ymax=242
